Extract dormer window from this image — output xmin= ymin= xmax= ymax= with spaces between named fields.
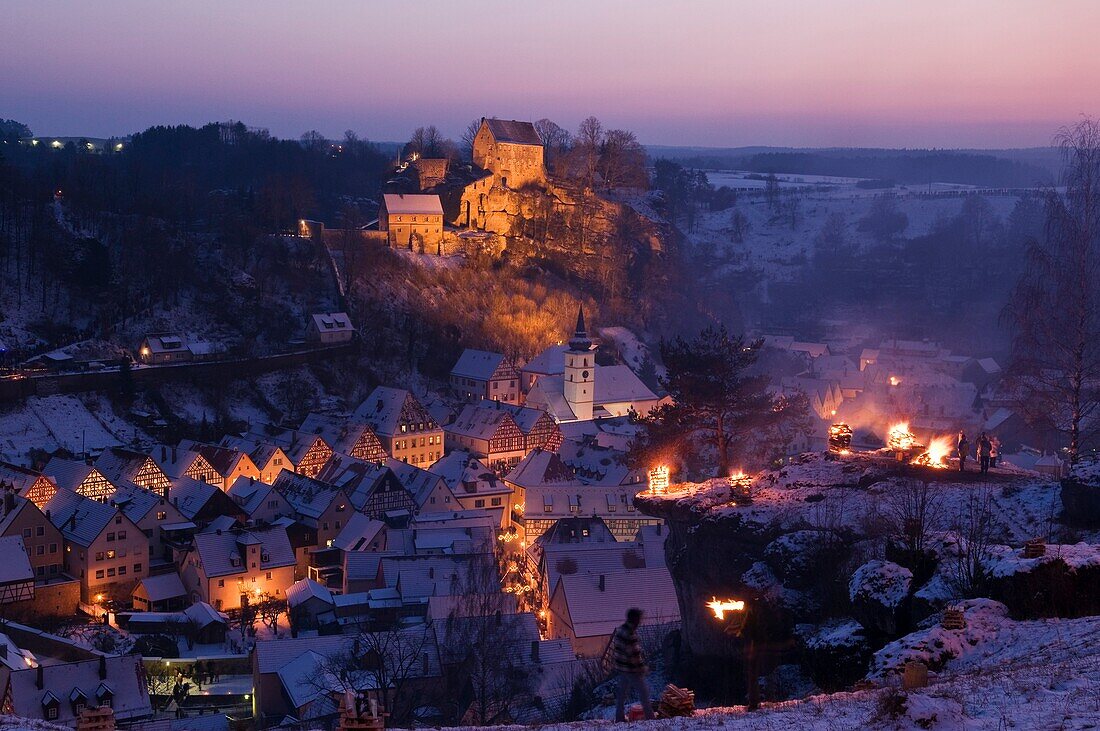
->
xmin=95 ymin=682 xmax=113 ymax=708
xmin=42 ymin=691 xmax=60 ymax=720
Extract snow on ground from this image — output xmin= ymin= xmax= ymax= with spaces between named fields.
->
xmin=0 ymin=394 xmax=148 ymax=464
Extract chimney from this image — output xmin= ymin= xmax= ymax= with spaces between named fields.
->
xmin=428 ymin=567 xmax=434 ymax=579
xmin=98 ymin=655 xmax=107 ymax=680
xmin=171 ymin=446 xmax=177 ymax=463
xmin=162 ymin=486 xmax=169 ymax=503
xmin=161 ymin=446 xmax=167 ymax=461
xmin=530 ymin=640 xmax=540 ymax=663
xmin=36 ymin=664 xmax=43 ymax=689
xmin=69 ymin=514 xmax=77 ymax=530
xmin=3 ymin=490 xmax=13 ymax=513
xmin=598 ymin=575 xmax=605 ymax=592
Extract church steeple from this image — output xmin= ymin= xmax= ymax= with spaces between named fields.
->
xmin=568 ymin=306 xmax=592 ymax=352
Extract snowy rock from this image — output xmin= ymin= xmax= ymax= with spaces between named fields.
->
xmin=1061 ymin=459 xmax=1100 ymax=526
xmin=849 ymin=560 xmax=913 ymax=636
xmin=796 ymin=619 xmax=872 ymax=690
xmin=983 ymin=542 xmax=1100 ymax=618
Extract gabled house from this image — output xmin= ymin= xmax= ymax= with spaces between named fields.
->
xmin=0 ymin=535 xmax=34 ymax=605
xmin=42 ymin=458 xmax=116 ymax=502
xmin=307 ymin=312 xmax=355 ymax=344
xmin=180 ymin=527 xmax=296 ymax=610
xmin=219 ymin=435 xmax=292 ymax=484
xmin=444 ymin=404 xmax=527 ymax=473
xmin=178 ymin=440 xmax=261 ymax=489
xmin=95 ymin=447 xmax=171 ymax=492
xmin=153 ymin=444 xmax=222 ymax=488
xmin=270 ymin=471 xmax=353 ymax=550
xmin=352 ymin=387 xmax=444 ymax=467
xmin=246 ymin=425 xmax=333 ymax=479
xmin=427 ymin=451 xmax=514 ymax=525
xmin=449 ymin=349 xmax=521 ymax=404
xmin=386 ymin=459 xmax=460 ymax=515
xmin=227 ymin=477 xmax=294 ymax=525
xmin=471 ymin=117 xmax=546 ymax=189
xmin=0 ymin=654 xmax=153 ymax=725
xmin=300 ymin=413 xmax=387 ymax=463
xmin=44 ymin=489 xmax=150 ymax=603
xmin=0 ymin=489 xmax=66 ymax=583
xmin=167 ymin=476 xmax=246 ymax=527
xmin=107 ymin=484 xmax=186 ymax=565
xmin=379 ymin=193 xmax=444 ymax=252
xmin=0 ymin=463 xmax=57 ymax=508
xmin=316 ymin=456 xmax=420 ymax=518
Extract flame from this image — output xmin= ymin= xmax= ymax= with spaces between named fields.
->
xmin=889 ymin=375 xmax=901 ymax=386
xmin=912 ymin=434 xmax=953 ymax=469
xmin=707 ymin=597 xmax=746 ymax=620
xmin=887 ymin=422 xmax=916 ymax=451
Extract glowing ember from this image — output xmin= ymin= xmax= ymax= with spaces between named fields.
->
xmin=889 ymin=375 xmax=901 ymax=386
xmin=707 ymin=597 xmax=746 ymax=620
xmin=828 ymin=423 xmax=853 ymax=452
xmin=887 ymin=422 xmax=917 ymax=451
xmin=912 ymin=434 xmax=954 ymax=469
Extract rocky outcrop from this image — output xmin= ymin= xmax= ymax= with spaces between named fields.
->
xmin=1061 ymin=461 xmax=1100 ymax=526
xmin=848 ymin=560 xmax=914 ymax=636
xmin=983 ymin=542 xmax=1100 ymax=618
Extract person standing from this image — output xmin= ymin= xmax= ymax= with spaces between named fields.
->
xmin=977 ymin=433 xmax=992 ymax=474
xmin=957 ymin=432 xmax=969 ymax=472
xmin=990 ymin=436 xmax=1001 ymax=468
xmin=608 ymin=608 xmax=654 ymax=722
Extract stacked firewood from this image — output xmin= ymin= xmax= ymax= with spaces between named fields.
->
xmin=657 ymin=684 xmax=695 ymax=717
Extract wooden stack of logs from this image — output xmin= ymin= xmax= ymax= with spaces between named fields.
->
xmin=941 ymin=607 xmax=965 ymax=630
xmin=1023 ymin=538 xmax=1046 ymax=559
xmin=657 ymin=684 xmax=695 ymax=717
xmin=76 ymin=706 xmax=115 ymax=731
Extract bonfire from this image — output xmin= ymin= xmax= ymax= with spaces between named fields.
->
xmin=887 ymin=422 xmax=918 ymax=452
xmin=911 ymin=434 xmax=953 ymax=469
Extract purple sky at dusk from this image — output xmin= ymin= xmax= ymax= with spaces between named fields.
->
xmin=4 ymin=0 xmax=1099 ymax=148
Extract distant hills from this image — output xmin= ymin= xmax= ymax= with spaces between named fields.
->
xmin=645 ymin=145 xmax=1062 ymax=188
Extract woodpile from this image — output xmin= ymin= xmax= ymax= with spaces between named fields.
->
xmin=1023 ymin=538 xmax=1046 ymax=559
xmin=941 ymin=607 xmax=965 ymax=630
xmin=76 ymin=706 xmax=115 ymax=731
xmin=657 ymin=684 xmax=695 ymax=717
xmin=902 ymin=660 xmax=929 ymax=690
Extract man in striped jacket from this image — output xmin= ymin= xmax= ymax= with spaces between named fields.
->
xmin=608 ymin=607 xmax=654 ymax=721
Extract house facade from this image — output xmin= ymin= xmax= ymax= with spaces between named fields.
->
xmin=379 ymin=194 xmax=444 ymax=252
xmin=180 ymin=527 xmax=296 ymax=610
xmin=449 ymin=349 xmax=521 ymax=404
xmin=471 ymin=118 xmax=545 ymax=189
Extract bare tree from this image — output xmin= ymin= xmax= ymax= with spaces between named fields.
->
xmin=534 ymin=118 xmax=570 ymax=171
xmin=574 ymin=116 xmax=604 ymax=189
xmin=257 ymin=593 xmax=286 ymax=634
xmin=309 ymin=626 xmax=434 ymax=725
xmin=300 ymin=130 xmax=328 ymax=153
xmin=884 ymin=479 xmax=942 ymax=558
xmin=462 ymin=119 xmax=482 ymax=161
xmin=1004 ymin=117 xmax=1100 ymax=463
xmin=599 ymin=129 xmax=647 ymax=190
xmin=947 ymin=487 xmax=996 ymax=597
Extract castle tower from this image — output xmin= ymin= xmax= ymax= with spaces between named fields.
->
xmin=563 ymin=307 xmax=595 ymax=421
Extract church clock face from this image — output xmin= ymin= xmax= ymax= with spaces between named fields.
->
xmin=582 ymin=370 xmax=590 ymax=379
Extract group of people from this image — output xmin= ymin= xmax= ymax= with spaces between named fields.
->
xmin=956 ymin=431 xmax=1000 ymax=473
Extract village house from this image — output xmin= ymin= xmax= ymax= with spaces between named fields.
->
xmin=167 ymin=476 xmax=246 ymax=527
xmin=130 ymin=571 xmax=187 ymax=612
xmin=427 ymin=451 xmax=514 ymax=526
xmin=547 ymin=566 xmax=680 ymax=658
xmin=227 ymin=476 xmax=295 ymax=524
xmin=0 ymin=536 xmax=34 ymax=605
xmin=177 ymin=440 xmax=261 ymax=488
xmin=0 ymin=462 xmax=58 ymax=508
xmin=386 ymin=459 xmax=461 ymax=515
xmin=444 ymin=404 xmax=528 ymax=473
xmin=0 ymin=490 xmax=66 ymax=583
xmin=524 ymin=310 xmax=662 ymax=422
xmin=42 ymin=458 xmax=116 ymax=502
xmin=300 ymin=412 xmax=388 ymax=463
xmin=449 ymin=349 xmax=521 ymax=404
xmin=379 ymin=193 xmax=444 ymax=252
xmin=315 ymin=455 xmax=423 ymax=518
xmin=307 ymin=312 xmax=355 ymax=345
xmin=219 ymin=435 xmax=292 ymax=484
xmin=352 ymin=387 xmax=444 ymax=467
xmin=180 ymin=526 xmax=296 ymax=610
xmin=107 ymin=484 xmax=186 ymax=565
xmin=95 ymin=447 xmax=171 ymax=493
xmin=45 ymin=489 xmax=150 ymax=604
xmin=153 ymin=444 xmax=222 ymax=488
xmin=0 ymin=653 xmax=153 ymax=726
xmin=520 ymin=345 xmax=567 ymax=392
xmin=246 ymin=425 xmax=334 ymax=479
xmin=138 ymin=332 xmax=191 ymax=364
xmin=270 ymin=471 xmax=354 ymax=558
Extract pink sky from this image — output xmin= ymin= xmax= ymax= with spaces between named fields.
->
xmin=4 ymin=0 xmax=1098 ymax=147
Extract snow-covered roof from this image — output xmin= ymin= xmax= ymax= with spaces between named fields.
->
xmin=109 ymin=485 xmax=164 ymax=523
xmin=183 ymin=601 xmax=227 ymax=628
xmin=142 ymin=333 xmax=188 ymax=354
xmin=286 ymin=578 xmax=335 ymax=608
xmin=553 ymin=567 xmax=680 ymax=637
xmin=95 ymin=447 xmax=164 ymax=487
xmin=594 ymin=365 xmax=659 ymax=404
xmin=226 ymin=477 xmax=280 ymax=517
xmin=331 ymin=512 xmax=387 ymax=552
xmin=167 ymin=476 xmax=220 ymax=519
xmin=178 ymin=440 xmax=251 ymax=478
xmin=0 ymin=535 xmax=33 ymax=585
xmin=382 ymin=193 xmax=443 ymax=216
xmin=43 ymin=489 xmax=118 ymax=546
xmin=310 ymin=312 xmax=354 ymax=334
xmin=298 ymin=413 xmax=384 ymax=459
xmin=191 ymin=527 xmax=295 ymax=577
xmin=352 ymin=386 xmax=436 ymax=438
xmin=134 ymin=572 xmax=186 ymax=602
xmin=427 ymin=451 xmax=510 ymax=497
xmin=271 ymin=471 xmax=347 ymax=522
xmin=4 ymin=654 xmax=151 ymax=722
xmin=450 ymin=349 xmax=515 ymax=381
xmin=522 ymin=345 xmax=568 ymax=377
xmin=445 ymin=403 xmax=516 ymax=442
xmin=386 ymin=459 xmax=455 ymax=508
xmin=41 ymin=458 xmax=103 ymax=493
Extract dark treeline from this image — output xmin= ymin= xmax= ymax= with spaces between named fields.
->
xmin=660 ymin=150 xmax=1053 ymax=189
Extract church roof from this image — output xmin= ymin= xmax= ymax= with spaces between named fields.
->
xmin=483 ymin=118 xmax=542 ymax=146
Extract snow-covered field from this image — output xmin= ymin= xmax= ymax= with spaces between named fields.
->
xmin=0 ymin=394 xmax=149 ymax=464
